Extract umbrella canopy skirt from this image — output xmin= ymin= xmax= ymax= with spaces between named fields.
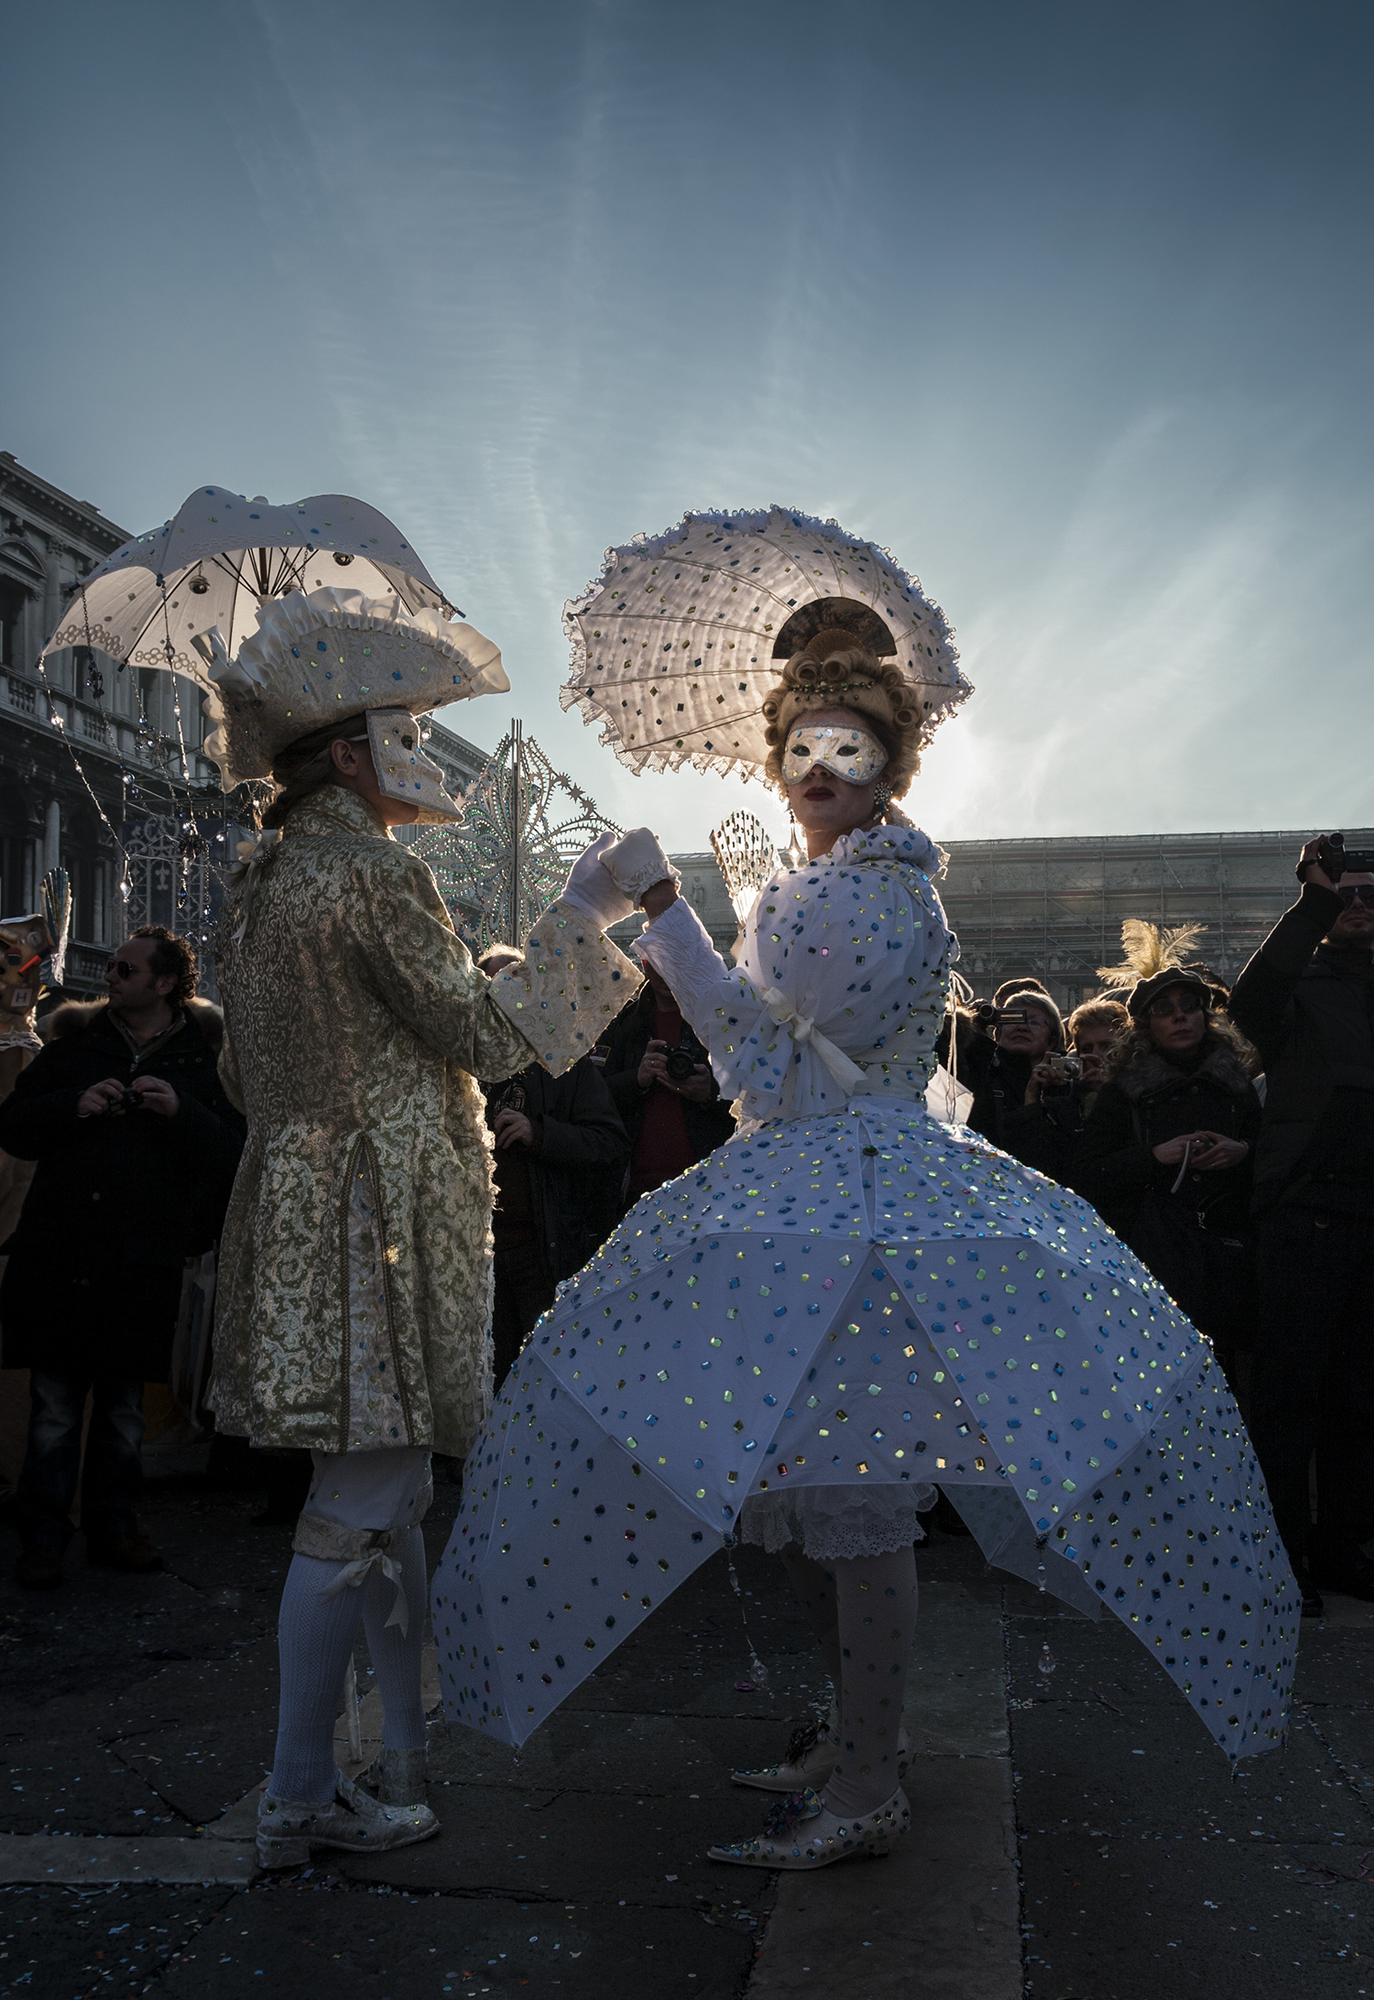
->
xmin=434 ymin=1097 xmax=1296 ymax=1757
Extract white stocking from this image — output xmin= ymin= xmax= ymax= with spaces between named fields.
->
xmin=779 ymin=1544 xmax=842 ymax=1688
xmin=268 ymin=1553 xmax=364 ymax=1804
xmin=823 ymin=1545 xmax=918 ymax=1818
xmin=362 ymin=1523 xmax=428 ymax=1752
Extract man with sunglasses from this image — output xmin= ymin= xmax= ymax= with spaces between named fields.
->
xmin=0 ymin=928 xmax=244 ymax=1589
xmin=1229 ymin=838 xmax=1374 ymax=1615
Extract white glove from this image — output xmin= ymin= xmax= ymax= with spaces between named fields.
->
xmin=601 ymin=828 xmax=680 ymax=906
xmin=561 ymin=830 xmax=636 ymax=928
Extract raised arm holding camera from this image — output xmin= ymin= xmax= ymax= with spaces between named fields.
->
xmin=1227 ymin=832 xmax=1374 ymax=1613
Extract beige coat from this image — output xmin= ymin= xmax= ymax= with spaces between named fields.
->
xmin=211 ymin=787 xmax=638 ymax=1455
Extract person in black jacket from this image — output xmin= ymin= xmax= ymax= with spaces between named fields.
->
xmin=0 ymin=928 xmax=245 ymax=1588
xmin=478 ymin=949 xmax=630 ymax=1386
xmin=594 ymin=954 xmax=735 ymax=1210
xmin=1228 ymin=840 xmax=1374 ymax=1613
xmin=936 ymin=980 xmax=1068 ymax=1165
xmin=1075 ymin=962 xmax=1259 ymax=1382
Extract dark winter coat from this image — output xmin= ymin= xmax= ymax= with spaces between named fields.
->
xmin=935 ymin=1014 xmax=1046 ymax=1162
xmin=1075 ymin=1038 xmax=1261 ymax=1345
xmin=0 ymin=999 xmax=246 ymax=1373
xmin=487 ymin=1058 xmax=629 ymax=1282
xmin=594 ymin=983 xmax=736 ymax=1179
xmin=1228 ymin=881 xmax=1374 ymax=1214
xmin=1076 ymin=1040 xmax=1261 ymax=1240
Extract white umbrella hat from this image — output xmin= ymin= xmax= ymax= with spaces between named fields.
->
xmin=561 ymin=505 xmax=972 ymax=782
xmin=43 ymin=484 xmax=456 ymax=680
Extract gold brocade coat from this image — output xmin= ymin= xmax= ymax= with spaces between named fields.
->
xmin=211 ymin=787 xmax=639 ymax=1456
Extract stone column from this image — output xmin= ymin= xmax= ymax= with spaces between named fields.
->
xmin=42 ymin=799 xmax=60 ymax=877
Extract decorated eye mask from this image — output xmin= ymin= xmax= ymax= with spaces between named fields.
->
xmin=361 ymin=709 xmax=467 ymax=824
xmin=781 ymin=718 xmax=889 ymax=786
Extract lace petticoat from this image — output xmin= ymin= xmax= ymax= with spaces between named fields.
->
xmin=739 ymin=1482 xmax=936 ymax=1561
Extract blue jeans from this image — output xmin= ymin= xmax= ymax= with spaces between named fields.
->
xmin=16 ymin=1371 xmax=146 ymax=1552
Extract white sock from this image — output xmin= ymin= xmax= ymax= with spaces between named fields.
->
xmin=362 ymin=1524 xmax=428 ymax=1753
xmin=823 ymin=1546 xmax=918 ymax=1818
xmin=268 ymin=1552 xmax=363 ymax=1804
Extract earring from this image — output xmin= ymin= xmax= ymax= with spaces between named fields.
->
xmin=873 ymin=782 xmax=893 ymax=814
xmin=787 ymin=809 xmax=804 ymax=868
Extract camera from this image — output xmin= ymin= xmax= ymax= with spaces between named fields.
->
xmin=1046 ymin=1053 xmax=1082 ymax=1082
xmin=108 ymin=1088 xmax=142 ymax=1114
xmin=1300 ymin=833 xmax=1374 ymax=883
xmin=971 ymin=1003 xmax=1030 ymax=1030
xmin=664 ymin=1038 xmax=706 ymax=1084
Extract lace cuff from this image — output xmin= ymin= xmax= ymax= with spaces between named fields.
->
xmin=487 ymin=899 xmax=642 ymax=1074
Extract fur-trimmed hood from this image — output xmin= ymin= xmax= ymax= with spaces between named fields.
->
xmin=41 ymin=995 xmax=224 ymax=1053
xmin=1115 ymin=1040 xmax=1255 ymax=1105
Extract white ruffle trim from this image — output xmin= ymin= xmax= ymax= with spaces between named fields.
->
xmin=739 ymin=1482 xmax=936 ymax=1561
xmin=232 ymin=585 xmax=505 ymax=691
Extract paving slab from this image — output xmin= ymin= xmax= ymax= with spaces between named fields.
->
xmin=1009 ymin=1564 xmax=1374 ymax=1999
xmin=157 ymin=1878 xmax=758 ymax=1999
xmin=749 ymin=1563 xmax=1022 ymax=2000
xmin=0 ymin=1879 xmax=229 ymax=1992
xmin=0 ymin=1737 xmax=171 ymax=1837
xmin=0 ymin=1831 xmax=258 ymax=1884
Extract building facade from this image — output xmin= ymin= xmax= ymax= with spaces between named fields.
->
xmin=638 ymin=826 xmax=1361 ymax=1011
xmin=1 ymin=454 xmax=231 ymax=995
xmin=934 ymin=827 xmax=1371 ymax=1011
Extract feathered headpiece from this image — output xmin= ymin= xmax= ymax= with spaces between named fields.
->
xmin=1098 ymin=920 xmax=1213 ymax=1020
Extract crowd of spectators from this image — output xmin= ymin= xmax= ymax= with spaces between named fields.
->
xmin=940 ymin=836 xmax=1374 ymax=1617
xmin=2 ymin=839 xmax=1369 ymax=1625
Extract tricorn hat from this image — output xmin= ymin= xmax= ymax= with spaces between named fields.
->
xmin=190 ymin=586 xmax=507 ymax=789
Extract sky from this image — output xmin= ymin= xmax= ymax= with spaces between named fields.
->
xmin=3 ymin=0 xmax=1371 ymax=852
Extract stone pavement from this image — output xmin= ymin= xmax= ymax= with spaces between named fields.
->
xmin=0 ymin=1459 xmax=1369 ymax=1998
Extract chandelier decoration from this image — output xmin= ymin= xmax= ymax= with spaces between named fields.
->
xmin=410 ymin=722 xmax=620 ymax=952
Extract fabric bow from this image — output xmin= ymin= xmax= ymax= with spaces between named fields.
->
xmin=317 ymin=1537 xmax=411 ymax=1635
xmin=759 ymin=986 xmax=868 ymax=1096
xmin=230 ymin=827 xmax=282 ymax=943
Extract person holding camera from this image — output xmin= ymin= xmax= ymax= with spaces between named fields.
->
xmin=1075 ymin=955 xmax=1259 ymax=1382
xmin=1228 ymin=835 xmax=1374 ymax=1614
xmin=0 ymin=927 xmax=245 ymax=1588
xmin=936 ymin=978 xmax=1072 ymax=1170
xmin=594 ymin=950 xmax=735 ymax=1208
xmin=1006 ymin=996 xmax=1131 ymax=1184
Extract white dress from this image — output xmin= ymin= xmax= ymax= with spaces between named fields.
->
xmin=433 ymin=820 xmax=1297 ymax=1759
xmin=637 ymin=823 xmax=952 ymax=1560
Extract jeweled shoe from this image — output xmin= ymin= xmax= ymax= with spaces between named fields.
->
xmin=354 ymin=1746 xmax=428 ymax=1807
xmin=256 ymin=1768 xmax=438 ymax=1868
xmin=731 ymin=1706 xmax=911 ymax=1793
xmin=708 ymin=1785 xmax=909 ymax=1870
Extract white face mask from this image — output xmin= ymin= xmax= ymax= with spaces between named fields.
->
xmin=361 ymin=709 xmax=466 ymax=824
xmin=781 ymin=717 xmax=889 ymax=786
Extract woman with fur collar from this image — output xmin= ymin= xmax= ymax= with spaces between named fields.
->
xmin=1075 ymin=941 xmax=1260 ymax=1374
